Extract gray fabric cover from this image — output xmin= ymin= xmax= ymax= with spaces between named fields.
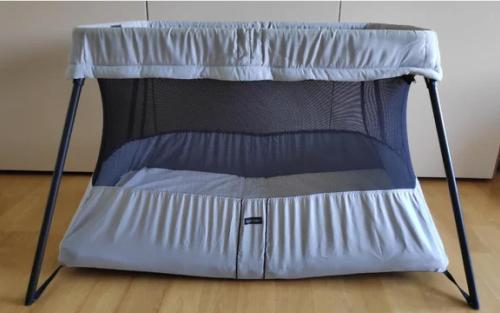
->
xmin=61 ymin=20 xmax=448 ymax=279
xmin=60 ymin=186 xmax=239 ymax=278
xmin=59 ymin=171 xmax=448 ymax=279
xmin=68 ymin=21 xmax=442 ymax=81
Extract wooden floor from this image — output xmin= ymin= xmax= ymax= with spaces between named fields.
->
xmin=0 ymin=173 xmax=499 ymax=313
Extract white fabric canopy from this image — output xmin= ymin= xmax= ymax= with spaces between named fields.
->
xmin=68 ymin=21 xmax=442 ymax=81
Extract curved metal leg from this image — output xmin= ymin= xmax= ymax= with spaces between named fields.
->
xmin=25 ymin=79 xmax=85 ymax=305
xmin=425 ymin=78 xmax=479 ymax=310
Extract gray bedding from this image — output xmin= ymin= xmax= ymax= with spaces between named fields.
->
xmin=116 ymin=168 xmax=393 ymax=198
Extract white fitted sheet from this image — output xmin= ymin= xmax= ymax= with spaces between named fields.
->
xmin=115 ymin=167 xmax=394 ymax=198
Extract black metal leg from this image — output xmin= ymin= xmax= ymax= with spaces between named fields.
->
xmin=25 ymin=79 xmax=85 ymax=305
xmin=425 ymin=78 xmax=479 ymax=310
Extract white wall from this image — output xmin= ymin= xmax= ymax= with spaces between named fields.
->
xmin=341 ymin=1 xmax=500 ymax=178
xmin=0 ymin=1 xmax=145 ymax=171
xmin=0 ymin=1 xmax=498 ymax=178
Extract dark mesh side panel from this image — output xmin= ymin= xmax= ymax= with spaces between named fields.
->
xmin=95 ymin=77 xmax=415 ymax=191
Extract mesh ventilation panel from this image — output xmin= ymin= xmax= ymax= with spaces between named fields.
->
xmin=94 ymin=77 xmax=415 ymax=193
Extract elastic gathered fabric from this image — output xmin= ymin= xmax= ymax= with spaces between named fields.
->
xmin=68 ymin=21 xmax=442 ymax=81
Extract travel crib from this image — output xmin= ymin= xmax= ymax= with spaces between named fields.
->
xmin=26 ymin=21 xmax=479 ymax=309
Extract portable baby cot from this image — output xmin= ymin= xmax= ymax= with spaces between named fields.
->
xmin=26 ymin=21 xmax=479 ymax=308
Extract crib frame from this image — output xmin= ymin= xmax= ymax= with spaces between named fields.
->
xmin=24 ymin=78 xmax=480 ymax=309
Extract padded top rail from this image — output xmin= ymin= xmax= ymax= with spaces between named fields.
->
xmin=68 ymin=21 xmax=442 ymax=81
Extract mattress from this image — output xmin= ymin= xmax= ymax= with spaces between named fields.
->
xmin=115 ymin=167 xmax=394 ymax=198
xmin=59 ymin=168 xmax=448 ymax=279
